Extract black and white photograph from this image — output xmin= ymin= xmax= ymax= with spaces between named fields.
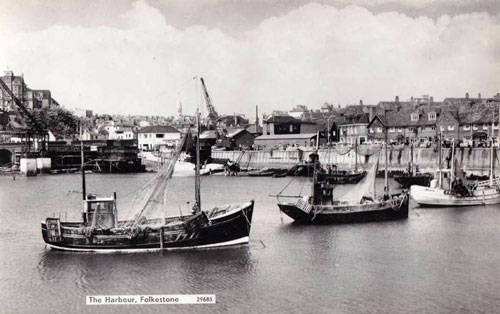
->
xmin=0 ymin=0 xmax=499 ymax=313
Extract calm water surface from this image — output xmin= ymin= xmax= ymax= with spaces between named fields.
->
xmin=0 ymin=173 xmax=499 ymax=314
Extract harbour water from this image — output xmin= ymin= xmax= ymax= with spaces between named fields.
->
xmin=1 ymin=173 xmax=500 ymax=314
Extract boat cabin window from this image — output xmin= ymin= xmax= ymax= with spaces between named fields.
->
xmin=88 ymin=201 xmax=113 ymax=212
xmin=86 ymin=201 xmax=116 ymax=229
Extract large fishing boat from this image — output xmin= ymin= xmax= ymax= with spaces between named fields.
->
xmin=275 ymin=137 xmax=409 ymax=224
xmin=41 ymin=110 xmax=253 ymax=252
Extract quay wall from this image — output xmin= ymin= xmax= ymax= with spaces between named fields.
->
xmin=212 ymin=147 xmax=499 ymax=174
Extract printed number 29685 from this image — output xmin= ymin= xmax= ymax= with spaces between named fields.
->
xmin=197 ymin=296 xmax=214 ymax=303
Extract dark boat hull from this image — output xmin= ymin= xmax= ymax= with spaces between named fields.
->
xmin=277 ymin=195 xmax=409 ymax=224
xmin=324 ymin=171 xmax=366 ymax=184
xmin=41 ymin=202 xmax=253 ymax=252
xmin=394 ymin=174 xmax=432 ymax=188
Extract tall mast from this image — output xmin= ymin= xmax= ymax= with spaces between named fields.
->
xmin=450 ymin=139 xmax=455 ymax=187
xmin=311 ymin=152 xmax=317 ymax=204
xmin=80 ymin=121 xmax=87 ymax=223
xmin=491 ymin=104 xmax=500 ymax=185
xmin=489 ymin=137 xmax=494 ymax=186
xmin=438 ymin=132 xmax=442 ymax=188
xmin=80 ymin=121 xmax=86 ymax=201
xmin=354 ymin=139 xmax=358 ymax=173
xmin=195 ymin=109 xmax=201 ymax=211
xmin=410 ymin=143 xmax=413 ymax=175
xmin=498 ymin=104 xmax=500 ymax=148
xmin=384 ymin=127 xmax=389 ymax=196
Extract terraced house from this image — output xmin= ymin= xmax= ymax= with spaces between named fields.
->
xmin=440 ymin=96 xmax=500 ymax=146
xmin=368 ymin=94 xmax=500 ymax=146
xmin=368 ymin=101 xmax=441 ymax=145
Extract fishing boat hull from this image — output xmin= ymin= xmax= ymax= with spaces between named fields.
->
xmin=410 ymin=185 xmax=500 ymax=206
xmin=394 ymin=174 xmax=432 ymax=188
xmin=277 ymin=194 xmax=409 ymax=224
xmin=41 ymin=201 xmax=254 ymax=252
xmin=324 ymin=171 xmax=366 ymax=184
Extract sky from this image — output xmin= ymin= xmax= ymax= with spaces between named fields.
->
xmin=0 ymin=0 xmax=499 ymax=118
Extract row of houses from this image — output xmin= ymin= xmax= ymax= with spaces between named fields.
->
xmin=253 ymin=93 xmax=500 ymax=148
xmin=367 ymin=96 xmax=500 ymax=146
xmin=54 ymin=92 xmax=500 ymax=151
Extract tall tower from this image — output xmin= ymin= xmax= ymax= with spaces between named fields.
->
xmin=177 ymin=96 xmax=183 ymax=118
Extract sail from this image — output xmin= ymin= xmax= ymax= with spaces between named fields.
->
xmin=118 ymin=128 xmax=190 ymax=228
xmin=337 ymin=158 xmax=379 ymax=204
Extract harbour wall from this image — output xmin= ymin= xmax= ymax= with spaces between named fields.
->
xmin=212 ymin=147 xmax=499 ymax=174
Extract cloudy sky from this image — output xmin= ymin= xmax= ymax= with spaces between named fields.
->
xmin=0 ymin=0 xmax=499 ymax=118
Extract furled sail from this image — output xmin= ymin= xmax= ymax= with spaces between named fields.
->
xmin=338 ymin=158 xmax=379 ymax=205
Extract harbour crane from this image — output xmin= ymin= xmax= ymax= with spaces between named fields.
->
xmin=199 ymin=77 xmax=219 ymax=130
xmin=199 ymin=77 xmax=227 ymax=144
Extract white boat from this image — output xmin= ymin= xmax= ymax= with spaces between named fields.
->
xmin=410 ymin=177 xmax=500 ymax=206
xmin=410 ymin=127 xmax=500 ymax=207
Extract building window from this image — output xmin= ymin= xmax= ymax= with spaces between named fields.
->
xmin=483 ymin=124 xmax=488 ymax=130
xmin=440 ymin=126 xmax=444 ymax=132
xmin=354 ymin=127 xmax=358 ymax=135
xmin=463 ymin=125 xmax=470 ymax=131
xmin=411 ymin=113 xmax=419 ymax=121
xmin=289 ymin=125 xmax=293 ymax=133
xmin=369 ymin=128 xmax=374 ymax=134
xmin=473 ymin=125 xmax=478 ymax=130
xmin=389 ymin=127 xmax=395 ymax=133
xmin=448 ymin=125 xmax=454 ymax=131
xmin=431 ymin=126 xmax=436 ymax=131
xmin=376 ymin=127 xmax=382 ymax=133
xmin=398 ymin=128 xmax=403 ymax=133
xmin=428 ymin=112 xmax=436 ymax=120
xmin=156 ymin=133 xmax=164 ymax=138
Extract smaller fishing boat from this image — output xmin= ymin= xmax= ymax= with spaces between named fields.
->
xmin=393 ymin=144 xmax=432 ymax=188
xmin=275 ymin=136 xmax=409 ymax=224
xmin=323 ymin=164 xmax=366 ymax=184
xmin=248 ymin=167 xmax=280 ymax=177
xmin=323 ymin=139 xmax=366 ymax=184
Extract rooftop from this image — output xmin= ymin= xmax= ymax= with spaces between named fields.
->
xmin=255 ymin=133 xmax=318 ymax=140
xmin=138 ymin=125 xmax=180 ymax=134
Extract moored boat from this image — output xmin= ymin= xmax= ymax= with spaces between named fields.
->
xmin=410 ymin=130 xmax=500 ymax=207
xmin=41 ymin=106 xmax=254 ymax=252
xmin=393 ymin=144 xmax=432 ymax=188
xmin=275 ymin=135 xmax=409 ymax=224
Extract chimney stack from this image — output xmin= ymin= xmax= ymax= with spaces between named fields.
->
xmin=395 ymin=96 xmax=399 ymax=102
xmin=359 ymin=100 xmax=363 ymax=106
xmin=430 ymin=96 xmax=434 ymax=104
xmin=478 ymin=93 xmax=481 ymax=99
xmin=255 ymin=105 xmax=259 ymax=134
xmin=369 ymin=106 xmax=374 ymax=122
xmin=465 ymin=92 xmax=469 ymax=99
xmin=411 ymin=96 xmax=414 ymax=103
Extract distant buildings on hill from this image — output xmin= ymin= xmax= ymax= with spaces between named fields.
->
xmin=0 ymin=70 xmax=59 ymax=111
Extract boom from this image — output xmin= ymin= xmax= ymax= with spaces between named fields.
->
xmin=199 ymin=77 xmax=219 ymax=129
xmin=0 ymin=78 xmax=47 ymax=135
